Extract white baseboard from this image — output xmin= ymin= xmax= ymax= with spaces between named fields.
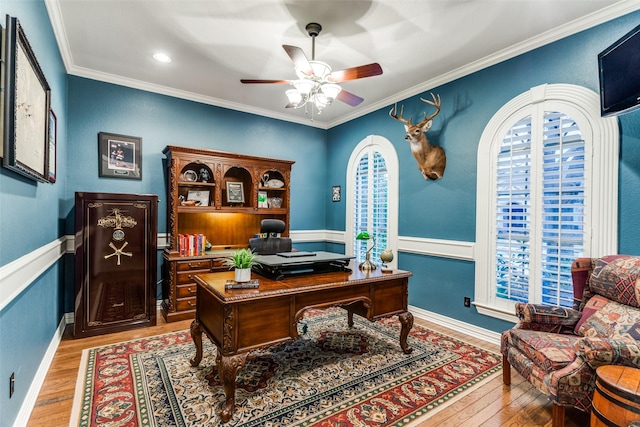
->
xmin=409 ymin=305 xmax=502 ymax=346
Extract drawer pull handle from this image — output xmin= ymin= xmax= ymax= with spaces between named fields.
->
xmin=188 ymin=287 xmax=195 ymax=294
xmin=188 ymin=263 xmax=198 ymax=268
xmin=188 ymin=274 xmax=193 ymax=279
xmin=188 ymin=301 xmax=195 ymax=307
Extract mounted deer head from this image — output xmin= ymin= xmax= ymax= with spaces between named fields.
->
xmin=389 ymin=93 xmax=446 ymax=180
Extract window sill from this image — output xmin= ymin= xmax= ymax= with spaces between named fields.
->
xmin=473 ymin=302 xmax=518 ymax=324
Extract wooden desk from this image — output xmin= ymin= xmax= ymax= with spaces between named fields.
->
xmin=189 ymin=266 xmax=413 ymax=422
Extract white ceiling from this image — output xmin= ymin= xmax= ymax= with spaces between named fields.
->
xmin=46 ymin=0 xmax=638 ymax=128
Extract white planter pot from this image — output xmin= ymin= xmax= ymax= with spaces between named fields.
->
xmin=234 ymin=268 xmax=251 ymax=283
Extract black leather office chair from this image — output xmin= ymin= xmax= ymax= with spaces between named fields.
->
xmin=249 ymin=219 xmax=292 ymax=255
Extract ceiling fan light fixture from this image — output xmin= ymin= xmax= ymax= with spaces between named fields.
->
xmin=294 ymin=79 xmax=315 ymax=96
xmin=285 ymin=89 xmax=302 ymax=105
xmin=321 ymin=83 xmax=342 ymax=102
xmin=314 ymin=92 xmax=329 ymax=111
xmin=240 ymin=22 xmax=382 ymax=118
xmin=309 ymin=60 xmax=331 ymax=79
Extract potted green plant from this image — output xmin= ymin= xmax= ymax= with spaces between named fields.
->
xmin=223 ymin=248 xmax=259 ymax=282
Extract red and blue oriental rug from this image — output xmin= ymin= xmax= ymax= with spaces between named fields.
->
xmin=70 ymin=308 xmax=501 ymax=426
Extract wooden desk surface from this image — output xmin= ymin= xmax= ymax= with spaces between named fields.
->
xmin=195 ymin=266 xmax=412 ymax=302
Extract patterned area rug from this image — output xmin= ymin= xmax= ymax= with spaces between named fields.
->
xmin=70 ymin=308 xmax=501 ymax=426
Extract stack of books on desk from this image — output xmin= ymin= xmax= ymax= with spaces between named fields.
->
xmin=225 ymin=279 xmax=259 ymax=290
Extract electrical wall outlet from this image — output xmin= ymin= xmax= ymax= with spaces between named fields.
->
xmin=464 ymin=297 xmax=471 ymax=307
xmin=9 ymin=372 xmax=15 ymax=398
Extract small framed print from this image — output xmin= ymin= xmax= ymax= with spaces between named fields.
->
xmin=257 ymin=190 xmax=267 ymax=208
xmin=332 ymin=185 xmax=341 ymax=202
xmin=98 ymin=132 xmax=142 ymax=179
xmin=187 ymin=190 xmax=209 ymax=207
xmin=226 ymin=181 xmax=245 ymax=203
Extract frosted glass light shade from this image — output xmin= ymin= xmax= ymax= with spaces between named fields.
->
xmin=294 ymin=79 xmax=315 ymax=95
xmin=286 ymin=89 xmax=302 ymax=104
xmin=321 ymin=83 xmax=342 ymax=101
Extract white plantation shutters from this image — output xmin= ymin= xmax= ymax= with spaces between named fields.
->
xmin=495 ymin=111 xmax=585 ymax=308
xmin=495 ymin=116 xmax=533 ymax=304
xmin=354 ymin=151 xmax=388 ymax=264
xmin=540 ymin=112 xmax=585 ymax=307
xmin=475 ymin=84 xmax=618 ymax=320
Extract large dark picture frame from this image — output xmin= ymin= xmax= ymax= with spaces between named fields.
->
xmin=98 ymin=132 xmax=142 ymax=180
xmin=2 ymin=15 xmax=52 ymax=182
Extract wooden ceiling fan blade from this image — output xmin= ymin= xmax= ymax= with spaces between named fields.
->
xmin=329 ymin=63 xmax=383 ymax=83
xmin=337 ymin=89 xmax=364 ymax=107
xmin=240 ymin=79 xmax=291 ymax=84
xmin=283 ymin=45 xmax=313 ymax=76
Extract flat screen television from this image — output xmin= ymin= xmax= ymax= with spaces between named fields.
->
xmin=598 ymin=23 xmax=640 ymax=117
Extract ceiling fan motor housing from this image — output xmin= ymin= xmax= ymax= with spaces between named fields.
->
xmin=306 ymin=23 xmax=322 ymax=38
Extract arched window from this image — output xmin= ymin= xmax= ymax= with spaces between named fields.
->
xmin=346 ymin=135 xmax=399 ymax=269
xmin=475 ymin=84 xmax=619 ymax=321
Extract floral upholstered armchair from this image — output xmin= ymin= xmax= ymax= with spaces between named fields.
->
xmin=501 ymin=255 xmax=640 ymax=427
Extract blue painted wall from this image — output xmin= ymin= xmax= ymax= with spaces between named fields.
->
xmin=65 ymin=77 xmax=327 ymax=235
xmin=0 ymin=1 xmax=68 ymax=425
xmin=2 ymin=2 xmax=640 ymax=425
xmin=327 ymin=10 xmax=640 ymax=332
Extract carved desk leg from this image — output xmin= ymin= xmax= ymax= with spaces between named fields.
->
xmin=398 ymin=312 xmax=414 ymax=354
xmin=189 ymin=319 xmax=203 ymax=367
xmin=218 ymin=351 xmax=248 ymax=423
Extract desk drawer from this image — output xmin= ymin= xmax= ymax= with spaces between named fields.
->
xmin=211 ymin=259 xmax=226 ymax=271
xmin=177 ymin=283 xmax=198 ymax=299
xmin=176 ymin=270 xmax=209 ymax=285
xmin=176 ymin=296 xmax=197 ymax=312
xmin=176 ymin=259 xmax=212 ymax=271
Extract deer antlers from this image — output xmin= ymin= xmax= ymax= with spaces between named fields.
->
xmin=389 ymin=92 xmax=441 ymax=127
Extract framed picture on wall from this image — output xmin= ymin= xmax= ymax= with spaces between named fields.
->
xmin=48 ymin=109 xmax=57 ymax=183
xmin=98 ymin=132 xmax=142 ymax=179
xmin=332 ymin=185 xmax=341 ymax=202
xmin=2 ymin=15 xmax=52 ymax=182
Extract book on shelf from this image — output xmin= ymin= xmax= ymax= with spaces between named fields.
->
xmin=253 ymin=232 xmax=281 ymax=238
xmin=178 ymin=233 xmax=207 ymax=256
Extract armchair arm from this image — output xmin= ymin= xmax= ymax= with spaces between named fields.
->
xmin=575 ymin=336 xmax=640 ymax=368
xmin=514 ymin=303 xmax=582 ymax=333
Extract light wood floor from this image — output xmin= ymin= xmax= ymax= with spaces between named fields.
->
xmin=27 ymin=315 xmax=590 ymax=427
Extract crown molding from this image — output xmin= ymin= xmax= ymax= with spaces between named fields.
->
xmin=46 ymin=0 xmax=640 ymax=129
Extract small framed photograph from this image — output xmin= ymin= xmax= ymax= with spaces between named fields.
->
xmin=257 ymin=190 xmax=267 ymax=208
xmin=98 ymin=132 xmax=142 ymax=179
xmin=226 ymin=181 xmax=245 ymax=203
xmin=2 ymin=16 xmax=51 ymax=182
xmin=187 ymin=190 xmax=209 ymax=207
xmin=332 ymin=185 xmax=341 ymax=202
xmin=47 ymin=109 xmax=57 ymax=183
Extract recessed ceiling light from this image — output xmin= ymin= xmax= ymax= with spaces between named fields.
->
xmin=153 ymin=52 xmax=171 ymax=63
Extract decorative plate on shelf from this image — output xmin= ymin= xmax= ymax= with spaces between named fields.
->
xmin=265 ymin=179 xmax=284 ymax=188
xmin=183 ymin=170 xmax=197 ymax=182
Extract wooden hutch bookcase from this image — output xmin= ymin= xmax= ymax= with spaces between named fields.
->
xmin=161 ymin=146 xmax=294 ymax=322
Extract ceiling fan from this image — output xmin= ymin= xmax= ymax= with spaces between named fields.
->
xmin=241 ymin=23 xmax=383 ymax=114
